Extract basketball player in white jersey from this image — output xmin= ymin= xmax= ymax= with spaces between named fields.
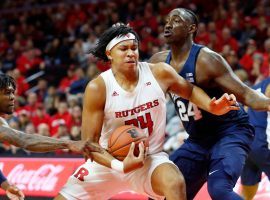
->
xmin=0 ymin=74 xmax=102 ymax=200
xmin=55 ymin=25 xmax=239 ymax=200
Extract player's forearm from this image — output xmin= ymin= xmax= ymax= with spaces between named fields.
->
xmin=189 ymin=86 xmax=212 ymax=112
xmin=0 ymin=126 xmax=70 ymax=152
xmin=90 ymin=143 xmax=115 ymax=168
xmin=243 ymin=88 xmax=270 ymax=111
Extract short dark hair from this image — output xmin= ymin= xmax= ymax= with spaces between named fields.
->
xmin=90 ymin=25 xmax=140 ymax=62
xmin=182 ymin=8 xmax=199 ymax=38
xmin=0 ymin=73 xmax=16 ymax=90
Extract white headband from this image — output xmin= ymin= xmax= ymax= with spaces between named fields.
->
xmin=106 ymin=33 xmax=136 ymax=51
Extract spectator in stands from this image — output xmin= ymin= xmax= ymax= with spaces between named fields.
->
xmin=240 ymin=39 xmax=262 ymax=83
xmin=222 ymin=48 xmax=248 ymax=82
xmin=240 ymin=16 xmax=257 ymax=45
xmin=58 ymin=65 xmax=78 ymax=93
xmin=19 ymin=92 xmax=38 ymax=117
xmin=0 ymin=33 xmax=9 ymax=57
xmin=68 ymin=67 xmax=88 ymax=95
xmin=195 ymin=22 xmax=210 ymax=46
xmin=50 ymin=101 xmax=72 ymax=136
xmin=8 ymin=68 xmax=29 ymax=97
xmin=31 ymin=103 xmax=51 ymax=130
xmin=1 ymin=48 xmax=16 ymax=73
xmin=16 ymin=46 xmax=45 ymax=76
xmin=53 ymin=122 xmax=70 ymax=140
xmin=44 ymin=85 xmax=58 ymax=115
xmin=220 ymin=26 xmax=239 ymax=52
xmin=17 ymin=109 xmax=30 ymax=132
xmin=37 ymin=123 xmax=50 ymax=137
xmin=261 ymin=38 xmax=270 ymax=81
xmin=34 ymin=79 xmax=48 ymax=102
xmin=70 ymin=105 xmax=82 ymax=129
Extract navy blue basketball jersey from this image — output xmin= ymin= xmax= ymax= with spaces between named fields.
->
xmin=166 ymin=43 xmax=249 ymax=144
xmin=248 ymin=78 xmax=270 ymax=129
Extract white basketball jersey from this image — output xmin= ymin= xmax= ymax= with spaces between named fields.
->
xmin=100 ymin=62 xmax=166 ymax=154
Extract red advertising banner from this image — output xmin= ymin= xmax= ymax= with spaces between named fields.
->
xmin=0 ymin=158 xmax=84 ymax=197
xmin=0 ymin=158 xmax=269 ymax=199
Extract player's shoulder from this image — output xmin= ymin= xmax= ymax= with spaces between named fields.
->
xmin=149 ymin=50 xmax=170 ymax=63
xmin=199 ymin=47 xmax=221 ymax=58
xmin=85 ymin=74 xmax=106 ymax=94
xmin=84 ymin=74 xmax=106 ymax=107
xmin=197 ymin=46 xmax=226 ymax=68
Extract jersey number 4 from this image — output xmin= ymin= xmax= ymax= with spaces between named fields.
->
xmin=125 ymin=112 xmax=153 ymax=135
xmin=176 ymin=99 xmax=202 ymax=121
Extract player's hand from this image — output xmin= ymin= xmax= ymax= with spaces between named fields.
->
xmin=209 ymin=93 xmax=240 ymax=115
xmin=6 ymin=184 xmax=24 ymax=200
xmin=83 ymin=141 xmax=105 ymax=161
xmin=67 ymin=140 xmax=103 ymax=157
xmin=123 ymin=142 xmax=146 ymax=173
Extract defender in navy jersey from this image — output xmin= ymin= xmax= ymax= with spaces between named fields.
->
xmin=241 ymin=77 xmax=270 ymax=200
xmin=150 ymin=8 xmax=270 ymax=200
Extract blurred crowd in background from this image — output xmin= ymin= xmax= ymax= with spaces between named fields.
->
xmin=0 ymin=0 xmax=270 ymax=156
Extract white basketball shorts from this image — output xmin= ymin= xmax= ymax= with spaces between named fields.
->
xmin=59 ymin=152 xmax=175 ymax=200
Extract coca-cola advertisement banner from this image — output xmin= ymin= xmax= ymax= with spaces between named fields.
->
xmin=0 ymin=158 xmax=269 ymax=199
xmin=0 ymin=158 xmax=84 ymax=197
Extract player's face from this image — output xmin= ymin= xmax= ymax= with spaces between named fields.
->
xmin=109 ymin=40 xmax=139 ymax=72
xmin=164 ymin=9 xmax=190 ymax=44
xmin=0 ymin=85 xmax=15 ymax=115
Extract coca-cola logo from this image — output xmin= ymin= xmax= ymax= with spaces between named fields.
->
xmin=7 ymin=164 xmax=64 ymax=191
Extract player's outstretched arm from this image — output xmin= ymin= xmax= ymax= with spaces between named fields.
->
xmin=0 ymin=170 xmax=25 ymax=200
xmin=199 ymin=48 xmax=270 ymax=111
xmin=150 ymin=62 xmax=239 ymax=115
xmin=81 ymin=77 xmax=146 ymax=173
xmin=0 ymin=124 xmax=103 ymax=155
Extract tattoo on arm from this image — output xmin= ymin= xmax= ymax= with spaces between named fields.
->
xmin=0 ymin=126 xmax=70 ymax=152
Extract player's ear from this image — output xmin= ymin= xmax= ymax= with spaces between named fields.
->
xmin=106 ymin=50 xmax=112 ymax=60
xmin=189 ymin=24 xmax=197 ymax=34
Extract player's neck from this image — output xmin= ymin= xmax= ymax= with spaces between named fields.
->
xmin=170 ymin=41 xmax=192 ymax=64
xmin=112 ymin=68 xmax=139 ymax=91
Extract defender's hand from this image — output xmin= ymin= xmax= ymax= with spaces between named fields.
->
xmin=123 ymin=142 xmax=146 ymax=173
xmin=209 ymin=93 xmax=239 ymax=115
xmin=83 ymin=141 xmax=104 ymax=161
xmin=6 ymin=185 xmax=24 ymax=200
xmin=67 ymin=141 xmax=103 ymax=154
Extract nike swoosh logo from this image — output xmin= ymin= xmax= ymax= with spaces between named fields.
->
xmin=209 ymin=169 xmax=219 ymax=176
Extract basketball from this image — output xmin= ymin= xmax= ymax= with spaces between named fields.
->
xmin=108 ymin=125 xmax=148 ymax=161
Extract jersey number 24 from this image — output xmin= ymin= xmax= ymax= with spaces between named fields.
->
xmin=176 ymin=99 xmax=202 ymax=121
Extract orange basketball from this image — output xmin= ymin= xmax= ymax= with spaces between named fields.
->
xmin=108 ymin=125 xmax=148 ymax=161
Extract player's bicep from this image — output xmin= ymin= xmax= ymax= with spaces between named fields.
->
xmin=205 ymin=53 xmax=249 ymax=102
xmin=169 ymin=74 xmax=194 ymax=100
xmin=153 ymin=63 xmax=193 ymax=99
xmin=81 ymin=77 xmax=105 ymax=142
